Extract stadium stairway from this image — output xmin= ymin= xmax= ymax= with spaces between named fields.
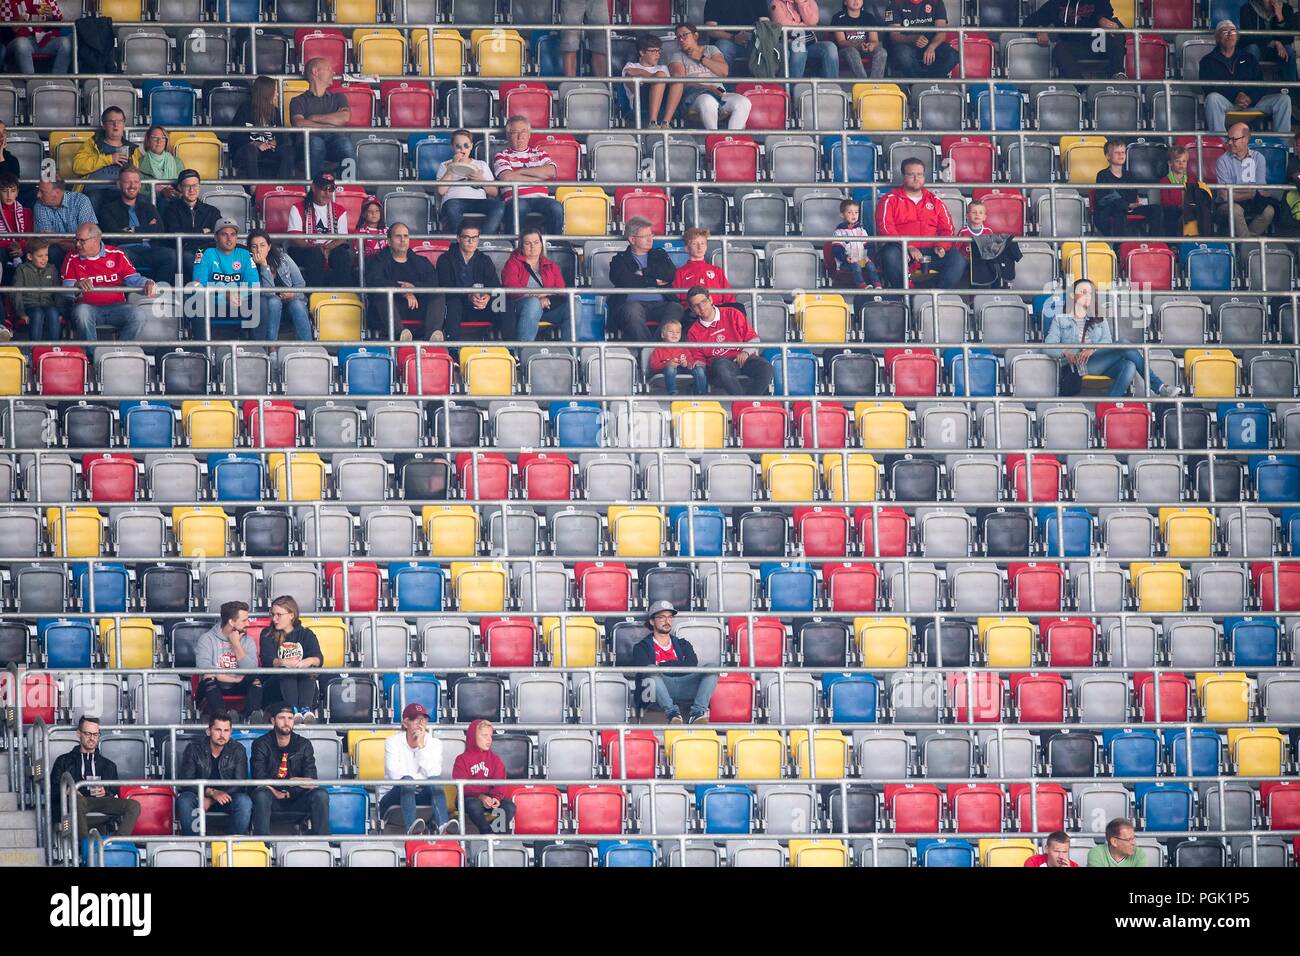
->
xmin=0 ymin=753 xmax=41 ymax=866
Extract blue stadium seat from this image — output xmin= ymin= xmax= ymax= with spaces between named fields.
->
xmin=1218 ymin=402 xmax=1270 ymax=450
xmin=210 ymin=453 xmax=265 ymax=502
xmin=390 ymin=562 xmax=446 ymax=612
xmin=1248 ymin=138 xmax=1288 ymax=184
xmin=552 ymin=402 xmax=603 ymax=447
xmin=1104 ymin=728 xmax=1161 ymax=777
xmin=341 ymin=347 xmax=394 ymax=396
xmin=973 ymin=85 xmax=1023 ymax=131
xmin=216 ymin=0 xmax=261 ymax=19
xmin=41 ymin=619 xmax=94 ymax=669
xmin=598 ymin=839 xmax=656 ymax=867
xmin=1224 ymin=616 xmax=1280 ymax=667
xmin=73 ymin=563 xmax=131 ymax=614
xmin=383 ymin=673 xmax=441 ymax=723
xmin=1184 ymin=243 xmax=1233 ymax=292
xmin=918 ymin=839 xmax=976 ymax=866
xmin=697 ymin=784 xmax=755 ymax=834
xmin=822 ymin=673 xmax=880 ymax=723
xmin=1038 ymin=507 xmax=1094 ymax=558
xmin=80 ymin=839 xmax=140 ymax=867
xmin=1137 ymin=782 xmax=1194 ymax=832
xmin=575 ymin=297 xmax=605 ymax=340
xmin=670 ymin=506 xmax=726 ymax=557
xmin=1286 ymin=508 xmax=1300 ymax=556
xmin=1165 ymin=729 xmax=1222 ymax=777
xmin=123 ymin=402 xmax=174 ymax=448
xmin=325 ymin=786 xmax=370 ymax=835
xmin=945 ymin=349 xmax=998 ymax=397
xmin=767 ymin=349 xmax=817 ymax=396
xmin=1250 ymin=456 xmax=1300 ymax=503
xmin=143 ymin=80 xmax=197 ymax=126
xmin=763 ymin=562 xmax=816 ymax=613
xmin=412 ymin=133 xmax=454 ymax=180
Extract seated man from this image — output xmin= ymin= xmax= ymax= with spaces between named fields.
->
xmin=0 ymin=0 xmax=73 ymax=74
xmin=433 ymin=220 xmax=500 ymax=341
xmin=883 ymin=0 xmax=959 ymax=79
xmin=250 ymin=706 xmax=330 ymax=836
xmin=286 ymin=172 xmax=356 ymax=289
xmin=874 ymin=157 xmax=967 ymax=290
xmin=1087 ymin=817 xmax=1145 ymax=867
xmin=194 ymin=600 xmax=262 ymax=720
xmin=452 ymin=720 xmax=516 ymax=835
xmin=1214 ymin=121 xmax=1283 ymax=237
xmin=94 ymin=165 xmax=177 ymax=283
xmin=177 ymin=711 xmax=253 ymax=836
xmin=1025 ymin=831 xmax=1079 ymax=867
xmin=685 ymin=285 xmax=775 ymax=395
xmin=380 ymin=703 xmax=457 ymax=835
xmin=491 ymin=115 xmax=564 ymax=235
xmin=367 ymin=222 xmax=440 ymax=340
xmin=631 ymin=601 xmax=719 ymax=724
xmin=1092 ymin=140 xmax=1160 ymax=237
xmin=71 ymin=106 xmax=134 ymax=203
xmin=290 ymin=56 xmax=356 ymax=177
xmin=192 ymin=218 xmax=260 ymax=338
xmin=1200 ymin=20 xmax=1293 ymax=131
xmin=159 ymin=168 xmax=221 ymax=282
xmin=609 ymin=216 xmax=680 ymax=346
xmin=62 ymin=223 xmax=158 ymax=342
xmin=1026 ymin=0 xmax=1127 ymax=79
xmin=33 ymin=178 xmax=95 ymax=271
xmin=1239 ymin=0 xmax=1299 ymax=82
xmin=49 ymin=716 xmax=142 ymax=839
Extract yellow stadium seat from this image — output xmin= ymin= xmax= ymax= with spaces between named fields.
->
xmin=99 ymin=618 xmax=156 ymax=669
xmin=856 ymin=617 xmax=910 ymax=668
xmin=1061 ymin=136 xmax=1108 ymax=183
xmin=671 ymin=400 xmax=728 ymax=448
xmin=728 ymin=730 xmax=785 ymax=780
xmin=556 ymin=187 xmax=612 ymax=236
xmin=1061 ymin=240 xmax=1117 ymax=289
xmin=0 ymin=347 xmax=23 ymax=394
xmin=311 ymin=292 xmax=363 ymax=342
xmin=212 ymin=840 xmax=271 ymax=867
xmin=608 ymin=506 xmax=664 ymax=558
xmin=336 ymin=0 xmax=381 ymax=22
xmin=794 ymin=293 xmax=850 ymax=343
xmin=854 ymin=402 xmax=909 ymax=449
xmin=173 ymin=507 xmax=229 ymax=558
xmin=978 ymin=617 xmax=1035 ymax=668
xmin=1159 ymin=507 xmax=1215 ymax=558
xmin=182 ymin=400 xmax=239 ymax=449
xmin=100 ymin=0 xmax=144 ymax=19
xmin=1183 ymin=349 xmax=1240 ymax=398
xmin=422 ymin=505 xmax=480 ymax=556
xmin=350 ymin=731 xmax=397 ymax=780
xmin=451 ymin=561 xmax=508 ymax=613
xmin=413 ymin=29 xmax=466 ymax=76
xmin=761 ymin=453 xmax=817 ymax=502
xmin=1109 ymin=0 xmax=1135 ymax=30
xmin=50 ymin=131 xmax=92 ymax=182
xmin=1196 ymin=672 xmax=1250 ymax=724
xmin=46 ymin=507 xmax=104 ymax=559
xmin=471 ymin=29 xmax=526 ymax=76
xmin=542 ymin=615 xmax=599 ymax=667
xmin=791 ymin=730 xmax=849 ymax=779
xmin=268 ymin=452 xmax=326 ymax=501
xmin=1129 ymin=562 xmax=1188 ymax=612
xmin=459 ymin=346 xmax=516 ymax=396
xmin=824 ymin=453 xmax=880 ymax=501
xmin=300 ymin=617 xmax=348 ymax=668
xmin=280 ymin=80 xmax=309 ymax=125
xmin=353 ymin=29 xmax=408 ymax=75
xmin=852 ymin=83 xmax=906 ymax=130
xmin=789 ymin=838 xmax=849 ymax=867
xmin=980 ymin=837 xmax=1037 ymax=867
xmin=169 ymin=132 xmax=223 ymax=182
xmin=1228 ymin=728 xmax=1285 ymax=776
xmin=669 ymin=730 xmax=722 ymax=780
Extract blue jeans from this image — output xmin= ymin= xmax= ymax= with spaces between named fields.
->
xmin=788 ymin=39 xmax=840 ymax=79
xmin=378 ymin=778 xmax=450 ymax=831
xmin=1085 ymin=347 xmax=1165 ymax=397
xmin=306 ymin=131 xmax=356 ymax=178
xmin=878 ymin=244 xmax=968 ymax=291
xmin=257 ymin=291 xmax=313 ymax=341
xmin=512 ymin=296 xmax=572 ymax=341
xmin=73 ymin=300 xmax=143 ymax=342
xmin=503 ymin=196 xmax=564 ymax=235
xmin=711 ymin=36 xmax=749 ymax=75
xmin=23 ymin=305 xmax=62 ymax=341
xmin=6 ymin=34 xmax=72 ymax=74
xmin=887 ymin=40 xmax=960 ymax=79
xmin=176 ymin=789 xmax=253 ymax=836
xmin=441 ymin=198 xmax=505 ymax=235
xmin=664 ymin=364 xmax=708 ymax=395
xmin=645 ymin=671 xmax=719 ymax=719
xmin=833 ymin=246 xmax=882 ymax=286
xmin=1246 ymin=43 xmax=1299 ymax=82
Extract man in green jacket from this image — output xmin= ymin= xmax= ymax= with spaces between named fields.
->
xmin=1087 ymin=817 xmax=1146 ymax=867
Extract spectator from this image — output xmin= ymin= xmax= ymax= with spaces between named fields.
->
xmin=875 ymin=157 xmax=968 ymax=291
xmin=501 ymin=226 xmax=573 ymax=341
xmin=62 ymin=223 xmax=157 ymax=343
xmin=831 ymin=0 xmax=889 ymax=79
xmin=650 ymin=316 xmax=708 ymax=395
xmin=704 ymin=0 xmax=771 ymax=71
xmin=10 ymin=237 xmax=60 ymax=340
xmin=1201 ymin=20 xmax=1293 ymax=132
xmin=1092 ymin=140 xmax=1160 ymax=237
xmin=0 ymin=122 xmax=20 ymax=185
xmin=770 ymin=0 xmax=839 ymax=79
xmin=560 ymin=0 xmax=610 ymax=77
xmin=492 ymin=116 xmax=564 ymax=235
xmin=436 ymin=129 xmax=503 ymax=235
xmin=1282 ymin=131 xmax=1300 ymax=232
xmin=883 ymin=0 xmax=959 ymax=79
xmin=379 ymin=703 xmax=457 ymax=835
xmin=192 ymin=218 xmax=259 ymax=336
xmin=452 ymin=719 xmax=516 ymax=834
xmin=357 ymin=197 xmax=387 ymax=256
xmin=675 ymin=226 xmax=741 ymax=309
xmin=1025 ymin=831 xmax=1079 ymax=867
xmin=609 ymin=216 xmax=679 ymax=346
xmin=958 ymin=199 xmax=1021 ymax=287
xmin=1158 ymin=143 xmax=1215 ymax=237
xmin=686 ymin=286 xmax=775 ymax=395
xmin=631 ymin=600 xmax=719 ymax=723
xmin=1239 ymin=0 xmax=1299 ymax=82
xmin=830 ymin=197 xmax=883 ymax=289
xmin=248 ymin=228 xmax=312 ymax=342
xmin=94 ymin=165 xmax=177 ymax=283
xmin=290 ymin=56 xmax=356 ymax=178
xmin=194 ymin=600 xmax=263 ymax=720
xmin=160 ymin=168 xmax=221 ymax=281
xmin=131 ymin=126 xmax=184 ymax=195
xmin=231 ymin=77 xmax=296 ymax=181
xmin=286 ymin=171 xmax=356 ymax=289
xmin=1045 ymin=278 xmax=1180 ymax=397
xmin=0 ymin=0 xmax=72 ymax=75
xmin=667 ymin=24 xmax=753 ymax=129
xmin=250 ymin=706 xmax=330 ymax=837
xmin=0 ymin=170 xmax=30 ymax=287
xmin=1087 ymin=817 xmax=1145 ymax=867
xmin=1026 ymin=0 xmax=1127 ymax=80
xmin=49 ymin=716 xmax=142 ymax=839
xmin=434 ymin=220 xmax=500 ymax=342
xmin=34 ymin=179 xmax=96 ymax=268
xmin=1215 ymin=120 xmax=1281 ymax=237
xmin=621 ymin=34 xmax=674 ymax=127
xmin=258 ymin=594 xmax=322 ymax=722
xmin=176 ymin=711 xmax=252 ymax=837
xmin=71 ymin=107 xmax=134 ymax=203
xmin=367 ymin=222 xmax=440 ymax=341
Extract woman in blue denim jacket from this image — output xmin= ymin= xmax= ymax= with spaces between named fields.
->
xmin=1043 ymin=279 xmax=1181 ymax=397
xmin=248 ymin=228 xmax=312 ymax=342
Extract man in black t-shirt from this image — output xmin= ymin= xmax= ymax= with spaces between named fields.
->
xmin=702 ymin=0 xmax=770 ymax=72
xmin=883 ymin=0 xmax=959 ymax=78
xmin=290 ymin=57 xmax=356 ymax=178
xmin=831 ymin=0 xmax=889 ymax=78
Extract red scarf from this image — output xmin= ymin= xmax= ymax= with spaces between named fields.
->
xmin=303 ymin=198 xmax=345 ymax=236
xmin=0 ymin=201 xmax=30 ymax=236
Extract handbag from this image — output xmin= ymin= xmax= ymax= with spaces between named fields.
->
xmin=1058 ymin=361 xmax=1082 ymax=397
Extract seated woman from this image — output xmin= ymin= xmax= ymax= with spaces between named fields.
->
xmin=500 ymin=226 xmax=572 ymax=342
xmin=435 ymin=128 xmax=503 ymax=235
xmin=230 ymin=76 xmax=297 ymax=182
xmin=248 ymin=228 xmax=312 ymax=342
xmin=132 ymin=125 xmax=184 ymax=202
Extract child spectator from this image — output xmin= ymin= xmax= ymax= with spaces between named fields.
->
xmin=0 ymin=171 xmax=30 ymax=287
xmin=10 ymin=237 xmax=60 ymax=341
xmin=650 ymin=316 xmax=708 ymax=395
xmin=1092 ymin=139 xmax=1158 ymax=237
xmin=830 ymin=198 xmax=881 ymax=288
xmin=452 ymin=719 xmax=516 ymax=834
xmin=674 ymin=226 xmax=739 ymax=309
xmin=1158 ymin=144 xmax=1214 ymax=238
xmin=621 ymin=33 xmax=673 ymax=126
xmin=958 ymin=199 xmax=1022 ymax=287
xmin=358 ymin=196 xmax=388 ymax=257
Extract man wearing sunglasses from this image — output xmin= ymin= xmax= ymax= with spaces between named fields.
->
xmin=436 ymin=129 xmax=503 ymax=235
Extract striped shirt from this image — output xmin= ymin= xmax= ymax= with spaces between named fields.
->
xmin=491 ymin=146 xmax=554 ymax=203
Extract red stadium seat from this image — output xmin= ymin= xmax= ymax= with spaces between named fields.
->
xmin=257 ymin=184 xmax=303 ymax=233
xmin=410 ymin=239 xmax=450 ymax=269
xmin=334 ymin=183 xmax=369 ymax=224
xmin=734 ymin=83 xmax=789 ymax=129
xmin=502 ymin=81 xmax=552 ymax=128
xmin=1261 ymin=782 xmax=1300 ymax=830
xmin=118 ymin=786 xmax=174 ymax=836
xmin=600 ymin=730 xmax=659 ymax=779
xmin=569 ymin=784 xmax=627 ymax=835
xmin=823 ymin=562 xmax=880 ymax=612
xmin=942 ymin=136 xmax=995 ymax=184
xmin=792 ymin=401 xmax=850 ymax=448
xmin=1097 ymin=401 xmax=1152 ymax=449
xmin=615 ymin=187 xmax=670 ymax=235
xmin=953 ymin=31 xmax=995 ymax=78
xmin=1125 ymin=34 xmax=1168 ymax=82
xmin=36 ymin=346 xmax=87 ymax=395
xmin=628 ymin=0 xmax=672 ymax=22
xmin=295 ymin=29 xmax=347 ymax=75
xmin=1006 ymin=453 xmax=1063 ymax=502
xmin=242 ymin=399 xmax=299 ymax=448
xmin=482 ymin=617 xmax=538 ymax=667
xmin=708 ymin=673 xmax=757 ymax=723
xmin=1010 ymin=783 xmax=1069 ymax=833
xmin=1008 ymin=562 xmax=1065 ymax=612
xmin=407 ymin=840 xmax=465 ymax=866
xmin=948 ymin=783 xmax=1005 ymax=833
xmin=970 ymin=188 xmax=1026 ymax=236
xmin=1252 ymin=562 xmax=1300 ymax=612
xmin=1147 ymin=0 xmax=1193 ymax=29
xmin=326 ymin=560 xmax=381 ymax=612
xmin=727 ymin=617 xmax=786 ymax=667
xmin=706 ymin=134 xmax=760 ymax=182
xmin=1 ymin=670 xmax=57 ymax=724
xmin=575 ymin=561 xmax=632 ymax=612
xmin=948 ymin=671 xmax=1004 ymax=722
xmin=1134 ymin=672 xmax=1192 ymax=722
xmin=793 ymin=506 xmax=850 ymax=558
xmin=531 ymin=133 xmax=581 ymax=182
xmin=854 ymin=506 xmax=911 ymax=557
xmin=885 ymin=348 xmax=940 ymax=396
xmin=456 ymin=452 xmax=511 ymax=500
xmin=398 ymin=345 xmax=454 ymax=394
xmin=886 ymin=783 xmax=943 ymax=833
xmin=84 ymin=454 xmax=139 ymax=502
xmin=512 ymin=785 xmax=564 ymax=835
xmin=1122 ymin=242 xmax=1174 ymax=290
xmin=1176 ymin=136 xmax=1227 ymax=183
xmin=735 ymin=401 xmax=789 ymax=448
xmin=1010 ymin=672 xmax=1069 ymax=723
xmin=381 ymin=80 xmax=435 ymax=127
xmin=332 ymin=83 xmax=377 ymax=128
xmin=1041 ymin=617 xmax=1097 ymax=667
xmin=518 ymin=452 xmax=575 ymax=500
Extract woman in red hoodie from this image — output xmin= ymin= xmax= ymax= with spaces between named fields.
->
xmin=452 ymin=719 xmax=516 ymax=834
xmin=500 ymin=226 xmax=572 ymax=342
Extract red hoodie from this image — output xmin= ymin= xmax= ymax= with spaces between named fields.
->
xmin=500 ymin=251 xmax=566 ymax=301
xmin=686 ymin=304 xmax=759 ymax=361
xmin=452 ymin=719 xmax=509 ymax=799
xmin=674 ymin=258 xmax=736 ymax=306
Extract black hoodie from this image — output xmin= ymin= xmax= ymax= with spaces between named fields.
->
xmin=1025 ymin=0 xmax=1118 ymax=31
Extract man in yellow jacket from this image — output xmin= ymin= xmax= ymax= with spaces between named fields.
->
xmin=71 ymin=106 xmax=133 ymax=203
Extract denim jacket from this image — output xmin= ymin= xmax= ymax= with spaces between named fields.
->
xmin=257 ymin=253 xmax=306 ymax=300
xmin=1043 ymin=312 xmax=1112 ymax=363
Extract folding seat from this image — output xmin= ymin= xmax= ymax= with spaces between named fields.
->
xmin=1253 ymin=561 xmax=1300 ymax=612
xmin=1196 ymin=671 xmax=1251 ymax=724
xmin=889 ymin=672 xmax=944 ymax=724
xmin=943 ymin=136 xmax=996 ymax=185
xmin=62 ymin=403 xmax=114 ymax=451
xmin=918 ymin=618 xmax=974 ymax=667
xmin=1236 ymin=733 xmax=1286 ymax=779
xmin=761 ymin=455 xmax=817 ymax=504
xmin=1045 ymin=732 xmax=1097 ymax=778
xmin=1136 ymin=782 xmax=1194 ymax=833
xmin=1184 ymin=244 xmax=1234 ymax=293
xmin=1103 ymin=728 xmax=1161 ymax=778
xmin=974 ymin=84 xmax=1024 ymax=130
xmin=978 ymin=615 xmax=1035 ymax=668
xmin=917 ymin=508 xmax=973 ymax=559
xmin=99 ymin=618 xmax=157 ymax=669
xmin=1253 ymin=455 xmax=1300 ymax=504
xmin=885 ymin=784 xmax=943 ymax=834
xmin=945 ymin=784 xmax=1005 ymax=835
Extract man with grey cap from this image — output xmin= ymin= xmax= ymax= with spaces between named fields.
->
xmin=631 ymin=601 xmax=718 ymax=724
xmin=1200 ymin=19 xmax=1294 ymax=131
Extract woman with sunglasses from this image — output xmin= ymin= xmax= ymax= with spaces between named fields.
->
xmin=435 ymin=129 xmax=503 ymax=235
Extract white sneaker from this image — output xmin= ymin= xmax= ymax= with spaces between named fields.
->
xmin=407 ymin=818 xmax=428 ymax=835
xmin=399 ymin=329 xmax=413 ymax=342
xmin=440 ymin=819 xmax=461 ymax=835
xmin=1158 ymin=384 xmax=1182 ymax=397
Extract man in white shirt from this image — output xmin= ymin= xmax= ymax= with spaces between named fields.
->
xmin=379 ymin=703 xmax=458 ymax=834
xmin=286 ymin=170 xmax=356 ymax=288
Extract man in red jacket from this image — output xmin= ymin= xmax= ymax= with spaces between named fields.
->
xmin=685 ymin=286 xmax=774 ymax=395
xmin=875 ymin=157 xmax=968 ymax=292
xmin=452 ymin=719 xmax=515 ymax=834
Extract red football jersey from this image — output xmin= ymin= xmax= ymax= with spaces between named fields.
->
xmin=61 ymin=245 xmax=138 ymax=306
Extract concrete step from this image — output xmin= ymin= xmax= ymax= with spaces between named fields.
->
xmin=0 ymin=809 xmax=37 ymax=830
xmin=0 ymin=847 xmax=43 ymax=866
xmin=0 ymin=828 xmax=38 ymax=847
xmin=0 ymin=792 xmax=17 ymax=811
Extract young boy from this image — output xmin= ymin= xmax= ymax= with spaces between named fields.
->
xmin=649 ymin=316 xmax=708 ymax=395
xmin=1158 ymin=144 xmax=1214 ymax=238
xmin=1092 ymin=139 xmax=1158 ymax=237
xmin=10 ymin=238 xmax=61 ymax=341
xmin=958 ymin=199 xmax=1021 ymax=287
xmin=621 ymin=34 xmax=673 ymax=126
xmin=830 ymin=199 xmax=882 ymax=288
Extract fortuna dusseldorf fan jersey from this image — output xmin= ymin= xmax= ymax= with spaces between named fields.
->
xmin=60 ymin=244 xmax=140 ymax=306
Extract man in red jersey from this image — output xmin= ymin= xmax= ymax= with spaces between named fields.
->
xmin=62 ymin=222 xmax=157 ymax=342
xmin=674 ymin=226 xmax=738 ymax=313
xmin=685 ymin=285 xmax=773 ymax=395
xmin=1024 ymin=831 xmax=1079 ymax=867
xmin=875 ymin=156 xmax=967 ymax=292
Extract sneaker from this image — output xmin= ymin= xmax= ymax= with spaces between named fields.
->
xmin=1112 ymin=71 xmax=1127 ymax=80
xmin=298 ymin=710 xmax=317 ymax=724
xmin=429 ymin=329 xmax=445 ymax=342
xmin=668 ymin=711 xmax=684 ymax=724
xmin=399 ymin=328 xmax=413 ymax=342
xmin=407 ymin=818 xmax=428 ymax=835
xmin=440 ymin=819 xmax=461 ymax=835
xmin=689 ymin=710 xmax=709 ymax=724
xmin=0 ymin=326 xmax=11 ymax=342
xmin=1158 ymin=384 xmax=1182 ymax=397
